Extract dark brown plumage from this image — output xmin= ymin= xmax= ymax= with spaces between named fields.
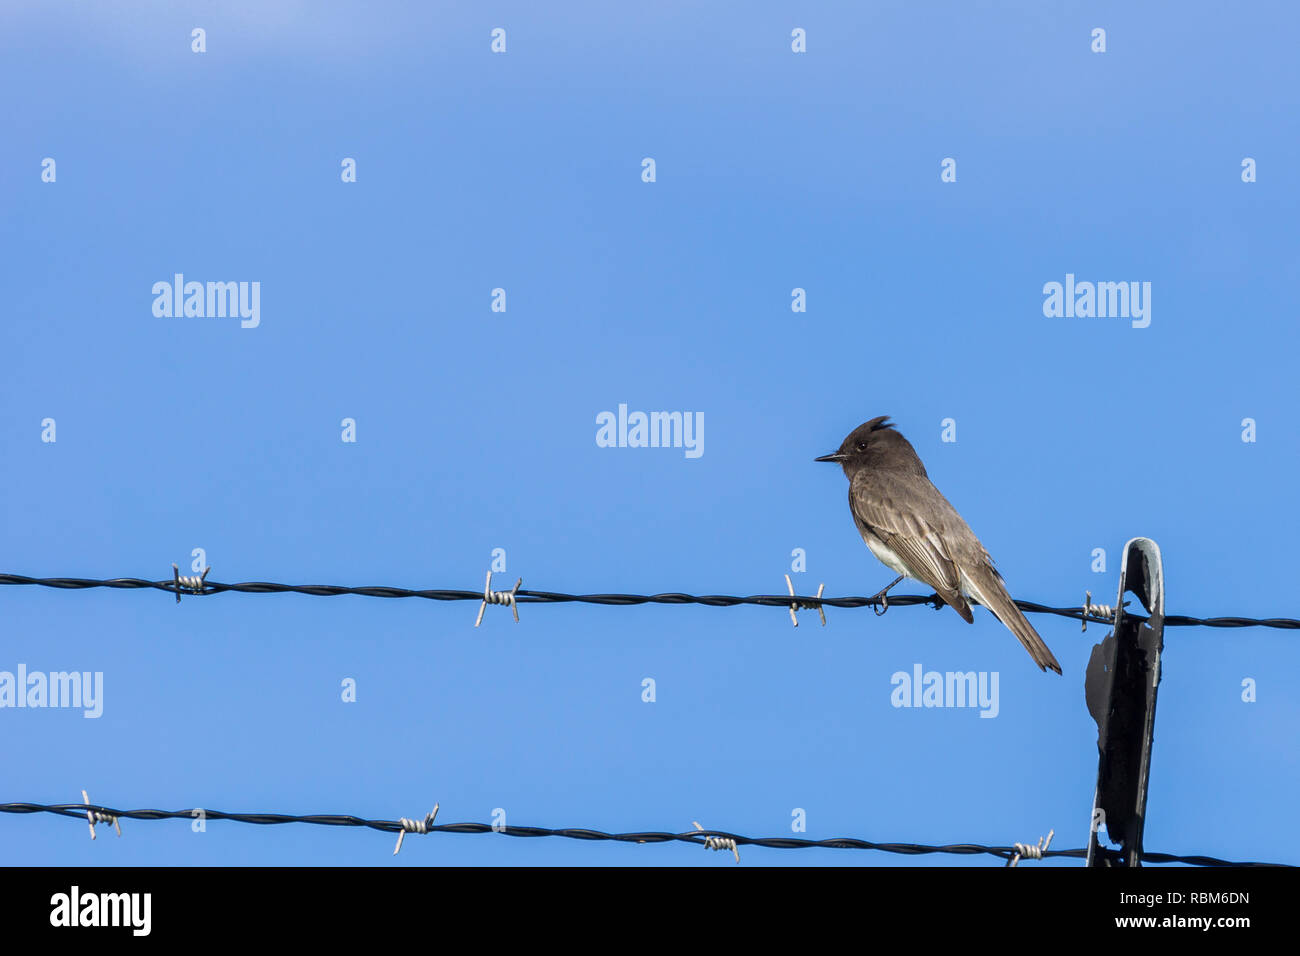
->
xmin=817 ymin=416 xmax=1061 ymax=674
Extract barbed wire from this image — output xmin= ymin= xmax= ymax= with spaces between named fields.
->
xmin=2 ymin=572 xmax=1297 ymax=630
xmin=3 ymin=570 xmax=1294 ymax=867
xmin=0 ymin=802 xmax=1290 ymax=866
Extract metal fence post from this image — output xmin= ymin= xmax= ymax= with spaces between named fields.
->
xmin=1085 ymin=537 xmax=1166 ymax=867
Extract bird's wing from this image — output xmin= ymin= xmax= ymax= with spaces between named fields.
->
xmin=849 ymin=475 xmax=972 ymax=618
xmin=851 ymin=473 xmax=1062 ymax=674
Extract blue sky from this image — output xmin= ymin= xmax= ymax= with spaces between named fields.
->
xmin=2 ymin=1 xmax=1297 ymax=866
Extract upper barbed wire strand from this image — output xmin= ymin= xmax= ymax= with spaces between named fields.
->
xmin=0 ymin=573 xmax=1296 ymax=629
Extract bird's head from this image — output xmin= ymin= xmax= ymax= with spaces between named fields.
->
xmin=816 ymin=416 xmax=925 ymax=476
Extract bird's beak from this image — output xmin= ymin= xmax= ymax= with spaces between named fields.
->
xmin=815 ymin=452 xmax=846 ymax=463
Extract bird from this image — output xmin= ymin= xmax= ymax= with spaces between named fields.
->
xmin=816 ymin=416 xmax=1061 ymax=674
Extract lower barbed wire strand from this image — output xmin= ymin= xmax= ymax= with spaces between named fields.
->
xmin=0 ymin=803 xmax=1289 ymax=866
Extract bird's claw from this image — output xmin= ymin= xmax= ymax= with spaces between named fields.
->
xmin=868 ymin=575 xmax=904 ymax=616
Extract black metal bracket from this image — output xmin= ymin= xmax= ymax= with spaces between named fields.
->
xmin=1085 ymin=537 xmax=1166 ymax=867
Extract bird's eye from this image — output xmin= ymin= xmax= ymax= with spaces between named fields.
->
xmin=856 ymin=441 xmax=868 ymax=451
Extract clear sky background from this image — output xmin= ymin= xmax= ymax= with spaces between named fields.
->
xmin=2 ymin=1 xmax=1297 ymax=867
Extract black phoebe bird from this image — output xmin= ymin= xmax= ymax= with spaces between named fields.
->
xmin=817 ymin=416 xmax=1061 ymax=674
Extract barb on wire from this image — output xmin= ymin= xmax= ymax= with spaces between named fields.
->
xmin=785 ymin=574 xmax=826 ymax=627
xmin=80 ymin=789 xmax=120 ymax=840
xmin=1081 ymin=591 xmax=1118 ymax=633
xmin=394 ymin=803 xmax=439 ymax=855
xmin=0 ymin=802 xmax=1289 ymax=866
xmin=2 ymin=573 xmax=1297 ymax=631
xmin=695 ymin=820 xmax=740 ymax=862
xmin=1006 ymin=829 xmax=1053 ymax=867
xmin=475 ymin=571 xmax=521 ymax=627
xmin=171 ymin=564 xmax=211 ymax=604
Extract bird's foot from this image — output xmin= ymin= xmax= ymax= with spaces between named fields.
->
xmin=869 ymin=575 xmax=905 ymax=616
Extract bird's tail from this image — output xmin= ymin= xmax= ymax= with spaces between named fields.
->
xmin=961 ymin=566 xmax=1062 ymax=675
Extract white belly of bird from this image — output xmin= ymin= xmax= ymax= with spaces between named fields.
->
xmin=862 ymin=530 xmax=987 ymax=606
xmin=862 ymin=531 xmax=913 ymax=578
